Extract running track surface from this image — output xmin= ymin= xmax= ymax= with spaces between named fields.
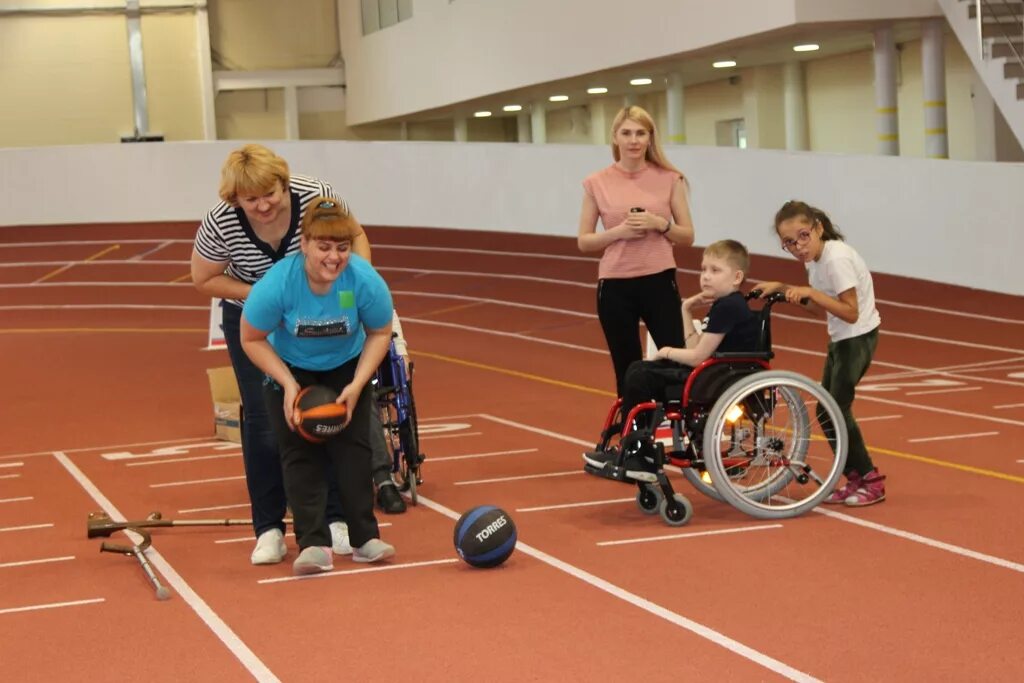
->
xmin=1 ymin=222 xmax=1023 ymax=682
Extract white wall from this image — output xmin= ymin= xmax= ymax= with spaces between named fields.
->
xmin=1 ymin=140 xmax=1020 ymax=295
xmin=338 ymin=0 xmax=941 ymax=124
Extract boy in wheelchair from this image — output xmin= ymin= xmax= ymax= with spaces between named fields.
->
xmin=584 ymin=239 xmax=759 ymax=481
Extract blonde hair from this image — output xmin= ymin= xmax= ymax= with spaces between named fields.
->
xmin=301 ymin=196 xmax=362 ymax=242
xmin=218 ymin=144 xmax=290 ymax=206
xmin=610 ymin=106 xmax=684 ymax=178
xmin=704 ymin=239 xmax=750 ymax=275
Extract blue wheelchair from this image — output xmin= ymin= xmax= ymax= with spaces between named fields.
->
xmin=372 ymin=334 xmax=424 ymax=504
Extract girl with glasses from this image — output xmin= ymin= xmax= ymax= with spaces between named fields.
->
xmin=757 ymin=200 xmax=885 ymax=506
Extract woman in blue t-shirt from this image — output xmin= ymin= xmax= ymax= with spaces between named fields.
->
xmin=241 ymin=198 xmax=396 ymax=574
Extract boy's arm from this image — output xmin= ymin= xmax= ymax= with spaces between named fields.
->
xmin=656 ymin=332 xmax=724 ymax=367
xmin=681 ymin=293 xmax=712 ymax=350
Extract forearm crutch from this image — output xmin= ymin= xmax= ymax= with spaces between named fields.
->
xmin=86 ymin=510 xmax=275 ymax=538
xmin=98 ymin=524 xmax=171 ymax=601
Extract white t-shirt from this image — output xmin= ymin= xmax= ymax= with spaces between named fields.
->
xmin=806 ymin=240 xmax=881 ymax=342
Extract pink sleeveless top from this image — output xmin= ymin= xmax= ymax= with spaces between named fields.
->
xmin=583 ymin=163 xmax=680 ymax=280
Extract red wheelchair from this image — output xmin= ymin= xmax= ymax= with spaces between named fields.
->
xmin=584 ymin=292 xmax=848 ymax=526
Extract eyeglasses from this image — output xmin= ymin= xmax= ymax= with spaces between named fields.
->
xmin=316 ymin=200 xmax=337 ymax=210
xmin=781 ymin=229 xmax=814 ymax=252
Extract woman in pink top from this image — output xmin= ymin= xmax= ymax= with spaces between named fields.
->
xmin=578 ymin=105 xmax=696 ymax=395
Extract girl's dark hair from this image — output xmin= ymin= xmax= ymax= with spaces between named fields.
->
xmin=773 ymin=200 xmax=845 ymax=242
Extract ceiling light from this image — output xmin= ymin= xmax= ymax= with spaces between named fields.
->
xmin=503 ymin=104 xmax=522 ymax=112
xmin=548 ymin=95 xmax=569 ymax=102
xmin=629 ymin=78 xmax=652 ymax=86
xmin=473 ymin=111 xmax=492 ymax=118
xmin=713 ymin=60 xmax=737 ymax=68
xmin=587 ymin=87 xmax=608 ymax=95
xmin=793 ymin=43 xmax=819 ymax=52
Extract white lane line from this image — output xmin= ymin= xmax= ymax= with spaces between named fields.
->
xmin=454 ymin=470 xmax=584 ymax=486
xmin=857 ymin=415 xmax=903 ymax=423
xmin=0 ymin=523 xmax=53 ymax=533
xmin=905 ymin=386 xmax=983 ymax=397
xmin=0 ymin=555 xmax=75 ymax=569
xmin=150 ymin=475 xmax=246 ymax=488
xmin=597 ymin=524 xmax=784 ymax=547
xmin=103 ymin=441 xmax=240 ymax=462
xmin=868 ymin=356 xmax=1024 ymax=381
xmin=53 ymin=451 xmax=281 ymax=682
xmin=214 ymin=523 xmax=393 ymax=544
xmin=179 ymin=503 xmax=249 ymax=514
xmin=1 ymin=435 xmax=219 ymax=461
xmin=418 ymin=413 xmax=485 ymax=421
xmin=0 ymin=497 xmax=33 ymax=504
xmin=907 ymin=431 xmax=1000 ymax=444
xmin=0 ymin=304 xmax=205 ymax=311
xmin=812 ymin=506 xmax=1024 ymax=574
xmin=258 ymin=558 xmax=459 ymax=584
xmin=0 ymin=462 xmax=24 ymax=468
xmin=419 ymin=431 xmax=483 ymax=441
xmin=517 ymin=498 xmax=634 ymax=513
xmin=127 ymin=453 xmax=240 ymax=467
xmin=0 ymin=238 xmax=191 ymax=247
xmin=0 ymin=474 xmax=22 ymax=480
xmin=859 ymin=394 xmax=1024 ymax=428
xmin=128 ymin=240 xmax=175 ymax=261
xmin=995 ymin=403 xmax=1024 ymax=409
xmin=430 ymin=448 xmax=538 ymax=462
xmin=415 ymin=493 xmax=818 ymax=682
xmin=0 ymin=598 xmax=106 ymax=616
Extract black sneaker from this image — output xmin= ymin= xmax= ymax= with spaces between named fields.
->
xmin=376 ymin=482 xmax=407 ymax=514
xmin=621 ymin=452 xmax=657 ymax=483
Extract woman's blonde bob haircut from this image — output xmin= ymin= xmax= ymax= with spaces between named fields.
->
xmin=218 ymin=143 xmax=290 ymax=206
xmin=610 ymin=105 xmax=684 ymax=179
xmin=301 ymin=196 xmax=362 ymax=242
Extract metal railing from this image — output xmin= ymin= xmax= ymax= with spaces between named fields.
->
xmin=976 ymin=0 xmax=1024 ymax=70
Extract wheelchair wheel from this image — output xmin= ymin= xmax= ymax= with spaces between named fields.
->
xmin=395 ymin=364 xmax=422 ymax=505
xmin=658 ymin=493 xmax=693 ymax=527
xmin=702 ymin=370 xmax=847 ymax=519
xmin=635 ymin=484 xmax=661 ymax=514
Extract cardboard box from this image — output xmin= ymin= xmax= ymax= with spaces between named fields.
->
xmin=207 ymin=366 xmax=242 ymax=443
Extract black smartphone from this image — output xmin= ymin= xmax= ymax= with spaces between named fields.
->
xmin=629 ymin=207 xmax=644 ymax=213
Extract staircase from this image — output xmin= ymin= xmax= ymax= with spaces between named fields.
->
xmin=940 ymin=0 xmax=1024 ymax=147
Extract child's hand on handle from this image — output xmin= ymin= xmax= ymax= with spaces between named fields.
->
xmin=784 ymin=286 xmax=814 ymax=306
xmin=754 ymin=282 xmax=786 ymax=297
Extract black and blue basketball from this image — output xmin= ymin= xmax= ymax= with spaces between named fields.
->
xmin=453 ymin=505 xmax=517 ymax=568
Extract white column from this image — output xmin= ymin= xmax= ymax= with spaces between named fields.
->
xmin=623 ymin=93 xmax=637 ymax=108
xmin=517 ymin=112 xmax=531 ymax=142
xmin=665 ymin=73 xmax=686 ymax=144
xmin=873 ymin=26 xmax=900 ymax=155
xmin=783 ymin=61 xmax=808 ymax=151
xmin=922 ymin=18 xmax=949 ymax=159
xmin=530 ymin=102 xmax=546 ymax=144
xmin=194 ymin=4 xmax=217 ymax=140
xmin=283 ymin=86 xmax=300 ymax=140
xmin=453 ymin=116 xmax=468 ymax=142
xmin=590 ymin=102 xmax=607 ymax=144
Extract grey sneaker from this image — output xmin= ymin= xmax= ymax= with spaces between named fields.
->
xmin=352 ymin=538 xmax=395 ymax=563
xmin=250 ymin=528 xmax=286 ymax=565
xmin=329 ymin=521 xmax=352 ymax=555
xmin=293 ymin=546 xmax=333 ymax=575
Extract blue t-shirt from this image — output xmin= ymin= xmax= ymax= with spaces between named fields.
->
xmin=243 ymin=252 xmax=393 ymax=371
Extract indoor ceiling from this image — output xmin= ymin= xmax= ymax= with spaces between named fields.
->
xmin=382 ymin=20 xmax=926 ymax=125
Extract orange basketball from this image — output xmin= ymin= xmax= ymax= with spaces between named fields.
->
xmin=294 ymin=385 xmax=347 ymax=443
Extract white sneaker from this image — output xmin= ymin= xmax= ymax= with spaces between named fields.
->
xmin=250 ymin=528 xmax=286 ymax=565
xmin=329 ymin=521 xmax=352 ymax=555
xmin=293 ymin=546 xmax=333 ymax=575
xmin=352 ymin=538 xmax=395 ymax=563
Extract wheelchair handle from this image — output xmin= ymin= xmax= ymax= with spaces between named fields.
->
xmin=748 ymin=289 xmax=809 ymax=306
